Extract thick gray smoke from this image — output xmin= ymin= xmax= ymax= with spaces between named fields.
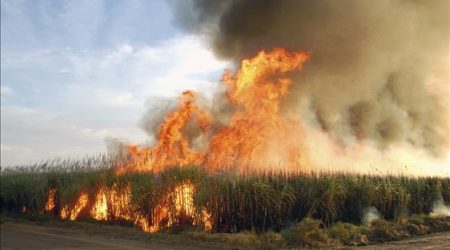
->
xmin=169 ymin=0 xmax=449 ymax=174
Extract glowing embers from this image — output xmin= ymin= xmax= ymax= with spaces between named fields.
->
xmin=201 ymin=209 xmax=213 ymax=232
xmin=60 ymin=193 xmax=89 ymax=221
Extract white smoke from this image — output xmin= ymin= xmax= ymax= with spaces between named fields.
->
xmin=430 ymin=199 xmax=450 ymax=217
xmin=362 ymin=206 xmax=381 ymax=225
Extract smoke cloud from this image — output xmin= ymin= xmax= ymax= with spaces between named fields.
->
xmin=431 ymin=199 xmax=450 ymax=217
xmin=362 ymin=206 xmax=381 ymax=225
xmin=140 ymin=97 xmax=177 ymax=143
xmin=168 ymin=0 xmax=449 ymax=174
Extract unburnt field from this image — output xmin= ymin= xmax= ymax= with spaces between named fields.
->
xmin=1 ymin=155 xmax=450 ymax=248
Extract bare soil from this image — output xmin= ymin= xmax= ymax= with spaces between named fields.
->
xmin=1 ymin=219 xmax=449 ymax=250
xmin=354 ymin=232 xmax=450 ymax=250
xmin=0 ymin=219 xmax=243 ymax=250
xmin=1 ymin=222 xmax=176 ymax=250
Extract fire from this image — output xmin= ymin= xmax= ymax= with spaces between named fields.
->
xmin=89 ymin=184 xmax=151 ymax=231
xmin=173 ymin=182 xmax=195 ymax=217
xmin=206 ymin=48 xmax=310 ymax=169
xmin=108 ymin=184 xmax=133 ymax=220
xmin=44 ymin=188 xmax=57 ymax=212
xmin=90 ymin=187 xmax=108 ymax=220
xmin=47 ymin=181 xmax=210 ymax=233
xmin=145 ymin=181 xmax=200 ymax=232
xmin=44 ymin=48 xmax=310 ymax=233
xmin=201 ymin=209 xmax=213 ymax=232
xmin=60 ymin=193 xmax=89 ymax=221
xmin=116 ymin=91 xmax=210 ymax=173
xmin=118 ymin=48 xmax=310 ymax=173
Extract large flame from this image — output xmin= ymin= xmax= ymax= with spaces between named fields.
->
xmin=116 ymin=91 xmax=211 ymax=173
xmin=45 ymin=48 xmax=308 ymax=233
xmin=206 ymin=48 xmax=309 ymax=169
xmin=118 ymin=48 xmax=309 ymax=173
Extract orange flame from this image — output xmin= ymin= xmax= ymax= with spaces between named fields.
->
xmin=89 ymin=184 xmax=150 ymax=230
xmin=174 ymin=182 xmax=195 ymax=217
xmin=118 ymin=48 xmax=309 ymax=173
xmin=44 ymin=188 xmax=57 ymax=212
xmin=60 ymin=193 xmax=89 ymax=221
xmin=206 ymin=48 xmax=310 ymax=169
xmin=90 ymin=187 xmax=108 ymax=220
xmin=53 ymin=181 xmax=210 ymax=233
xmin=116 ymin=91 xmax=210 ymax=174
xmin=47 ymin=48 xmax=309 ymax=233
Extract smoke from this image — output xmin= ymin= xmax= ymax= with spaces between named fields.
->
xmin=169 ymin=0 xmax=449 ymax=174
xmin=104 ymin=137 xmax=129 ymax=158
xmin=430 ymin=199 xmax=450 ymax=217
xmin=140 ymin=97 xmax=177 ymax=143
xmin=362 ymin=206 xmax=381 ymax=225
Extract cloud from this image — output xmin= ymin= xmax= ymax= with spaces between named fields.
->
xmin=64 ymin=36 xmax=226 ymax=93
xmin=1 ymin=35 xmax=227 ymax=166
xmin=0 ymin=105 xmax=143 ymax=166
xmin=1 ymin=85 xmax=13 ymax=97
xmin=1 ymin=0 xmax=178 ymax=52
xmin=1 ymin=0 xmax=229 ymax=166
xmin=98 ymin=91 xmax=142 ymax=108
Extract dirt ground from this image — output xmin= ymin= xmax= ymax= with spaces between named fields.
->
xmin=1 ymin=220 xmax=449 ymax=250
xmin=1 ymin=222 xmax=175 ymax=250
xmin=0 ymin=220 xmax=242 ymax=250
xmin=354 ymin=232 xmax=450 ymax=250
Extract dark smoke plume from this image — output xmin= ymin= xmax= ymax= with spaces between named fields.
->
xmin=168 ymin=0 xmax=449 ymax=174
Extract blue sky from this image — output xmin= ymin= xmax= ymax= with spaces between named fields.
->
xmin=1 ymin=0 xmax=226 ymax=165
